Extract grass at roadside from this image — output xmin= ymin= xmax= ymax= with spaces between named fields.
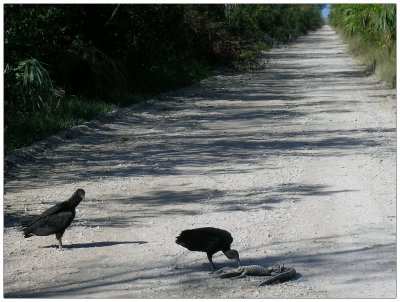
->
xmin=344 ymin=35 xmax=396 ymax=87
xmin=4 ymin=64 xmax=214 ymax=157
xmin=5 ymin=97 xmax=120 ymax=156
xmin=329 ymin=4 xmax=396 ymax=87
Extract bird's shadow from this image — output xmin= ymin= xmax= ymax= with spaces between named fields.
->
xmin=40 ymin=241 xmax=148 ymax=249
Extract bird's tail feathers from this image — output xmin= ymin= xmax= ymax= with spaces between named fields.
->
xmin=21 ymin=216 xmax=38 ymax=228
xmin=21 ymin=221 xmax=30 ymax=228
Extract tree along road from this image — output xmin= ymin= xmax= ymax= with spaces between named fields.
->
xmin=3 ymin=25 xmax=396 ymax=298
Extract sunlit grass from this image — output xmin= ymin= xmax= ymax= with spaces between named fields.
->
xmin=345 ymin=35 xmax=396 ymax=87
xmin=329 ymin=4 xmax=396 ymax=87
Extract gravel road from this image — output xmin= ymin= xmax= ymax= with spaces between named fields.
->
xmin=3 ymin=25 xmax=396 ymax=298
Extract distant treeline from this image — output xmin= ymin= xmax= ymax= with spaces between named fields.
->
xmin=329 ymin=4 xmax=396 ymax=86
xmin=4 ymin=4 xmax=323 ymax=155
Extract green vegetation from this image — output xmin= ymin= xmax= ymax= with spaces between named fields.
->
xmin=4 ymin=4 xmax=323 ymax=155
xmin=5 ymin=97 xmax=119 ymax=156
xmin=329 ymin=4 xmax=396 ymax=87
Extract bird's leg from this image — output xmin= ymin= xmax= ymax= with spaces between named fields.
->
xmin=56 ymin=234 xmax=63 ymax=250
xmin=207 ymin=252 xmax=217 ymax=273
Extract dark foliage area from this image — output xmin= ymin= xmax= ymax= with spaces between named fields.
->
xmin=4 ymin=4 xmax=323 ymax=155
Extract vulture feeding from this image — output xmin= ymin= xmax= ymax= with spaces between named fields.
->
xmin=176 ymin=227 xmax=241 ymax=272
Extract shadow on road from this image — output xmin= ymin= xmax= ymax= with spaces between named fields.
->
xmin=40 ymin=240 xmax=148 ymax=249
xmin=4 ymin=240 xmax=395 ymax=298
xmin=5 ymin=182 xmax=358 ymax=229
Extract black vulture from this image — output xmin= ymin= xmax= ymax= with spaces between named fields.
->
xmin=175 ymin=227 xmax=241 ymax=272
xmin=22 ymin=188 xmax=85 ymax=249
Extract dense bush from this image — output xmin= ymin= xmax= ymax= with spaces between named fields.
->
xmin=329 ymin=4 xmax=396 ymax=86
xmin=4 ymin=4 xmax=323 ymax=155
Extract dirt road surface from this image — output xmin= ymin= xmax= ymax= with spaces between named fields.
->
xmin=3 ymin=25 xmax=396 ymax=298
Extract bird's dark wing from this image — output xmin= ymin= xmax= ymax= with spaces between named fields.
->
xmin=203 ymin=235 xmax=222 ymax=251
xmin=32 ymin=189 xmax=83 ymax=219
xmin=23 ymin=211 xmax=74 ymax=236
xmin=22 ymin=203 xmax=64 ymax=228
xmin=40 ymin=203 xmax=64 ymax=217
xmin=176 ymin=230 xmax=222 ymax=252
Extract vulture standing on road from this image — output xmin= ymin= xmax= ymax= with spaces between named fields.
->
xmin=175 ymin=227 xmax=241 ymax=272
xmin=22 ymin=188 xmax=85 ymax=249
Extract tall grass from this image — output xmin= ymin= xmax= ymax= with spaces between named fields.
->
xmin=329 ymin=4 xmax=396 ymax=87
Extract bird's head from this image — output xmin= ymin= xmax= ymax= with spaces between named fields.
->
xmin=76 ymin=188 xmax=85 ymax=201
xmin=224 ymin=249 xmax=241 ymax=266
